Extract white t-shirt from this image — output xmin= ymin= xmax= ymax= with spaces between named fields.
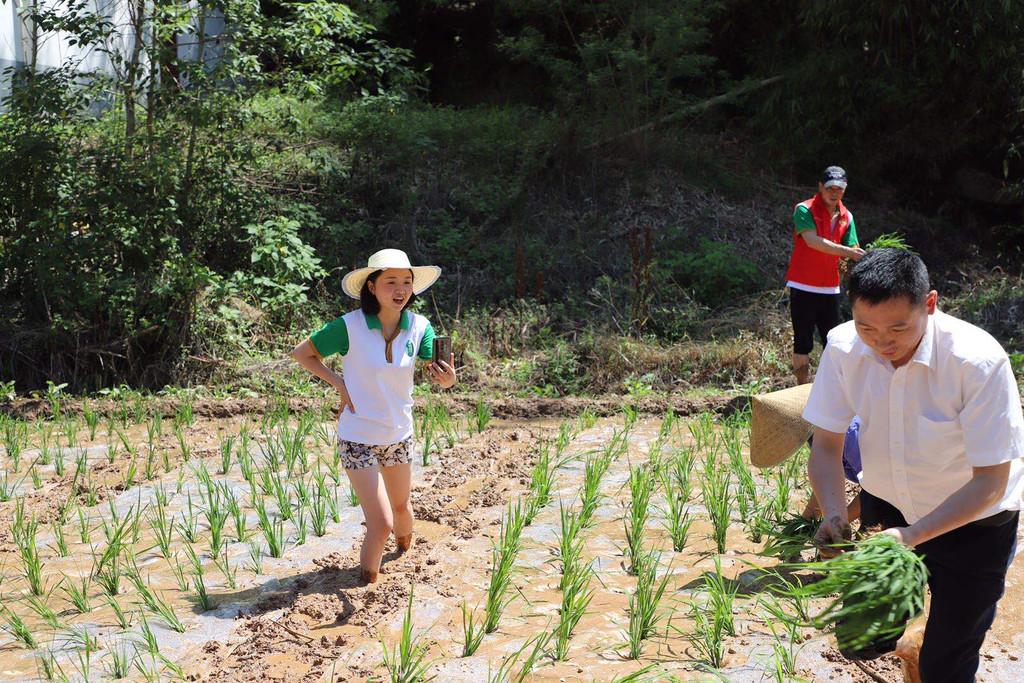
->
xmin=803 ymin=310 xmax=1024 ymax=524
xmin=311 ymin=309 xmax=433 ymax=446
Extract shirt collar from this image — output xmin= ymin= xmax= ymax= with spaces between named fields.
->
xmin=364 ymin=310 xmax=410 ymax=331
xmin=909 ymin=314 xmax=937 ymax=368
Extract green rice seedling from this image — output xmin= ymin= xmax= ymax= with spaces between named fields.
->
xmin=310 ymin=486 xmax=329 ymax=537
xmin=73 ymin=448 xmax=88 ymax=479
xmin=83 ymin=404 xmax=99 ymax=440
xmin=51 ymin=520 xmax=69 ymax=557
xmin=61 ymin=574 xmax=92 ymax=613
xmin=239 ymin=446 xmax=254 ymax=485
xmin=524 ymin=441 xmax=556 ymax=525
xmin=781 ymin=534 xmax=928 ymax=651
xmin=2 ymin=418 xmax=27 ymax=471
xmin=104 ymin=640 xmax=134 ymax=679
xmin=484 ymin=500 xmax=527 ymax=634
xmin=419 ymin=407 xmax=436 ymax=466
xmin=255 ymin=496 xmax=286 ymax=558
xmin=184 ymin=545 xmax=214 ymax=611
xmin=460 ymin=602 xmax=485 ymax=657
xmin=271 ymin=470 xmax=294 ymax=521
xmin=17 ymin=517 xmax=46 ymax=595
xmin=62 ymin=418 xmax=78 ymax=449
xmin=143 ymin=447 xmax=158 ymax=481
xmin=134 ymin=612 xmax=160 ymax=656
xmin=0 ymin=471 xmax=15 ymax=501
xmin=762 ymin=514 xmax=818 ymax=562
xmin=138 ymin=584 xmax=187 ymax=633
xmin=0 ymin=605 xmax=38 ymax=648
xmin=35 ymin=648 xmax=65 ymax=682
xmin=176 ymin=493 xmax=200 ymax=544
xmin=246 ymin=539 xmax=264 ymax=574
xmin=576 ymin=406 xmax=598 ymax=432
xmin=39 ymin=421 xmax=55 ymax=465
xmin=83 ymin=474 xmax=100 ymax=507
xmin=106 ymin=596 xmax=134 ymax=630
xmin=215 ymin=550 xmax=238 ymax=589
xmin=688 ymin=412 xmax=716 ymax=454
xmin=53 ymin=443 xmax=67 ymax=476
xmin=485 ymin=628 xmax=551 ymax=683
xmin=95 ymin=561 xmax=122 ymax=597
xmin=473 ymin=399 xmax=491 ymax=434
xmin=31 ymin=466 xmax=43 ymax=489
xmin=380 ymin=586 xmax=435 ymax=683
xmin=219 ymin=435 xmax=236 ymax=475
xmin=26 ymin=592 xmax=63 ymax=630
xmin=867 ymin=231 xmax=916 ymax=253
xmin=604 ymin=664 xmax=664 ymax=683
xmin=701 ymin=556 xmax=738 ymax=636
xmin=623 ymin=463 xmax=654 ymax=575
xmin=105 ymin=438 xmax=120 ymax=465
xmin=122 ymin=456 xmax=138 ymax=488
xmin=625 ymin=553 xmax=671 ymax=659
xmin=225 ymin=487 xmax=248 ymax=542
xmin=167 ymin=553 xmax=190 ymax=592
xmin=174 ymin=423 xmax=191 ymax=462
xmin=700 ymin=452 xmax=732 ymax=554
xmin=685 ymin=597 xmax=727 ymax=669
xmin=659 ymin=468 xmax=694 ymax=553
xmin=622 ymin=404 xmax=638 ymax=429
xmin=554 ymin=422 xmax=573 ymax=461
xmin=767 ymin=618 xmax=804 ymax=682
xmin=292 ymin=476 xmax=311 ymax=508
xmin=175 ymin=399 xmax=194 ymax=428
xmin=328 ymin=486 xmax=342 ymax=523
xmin=509 ymin=626 xmax=553 ymax=683
xmin=205 ymin=499 xmax=229 ymax=561
xmin=348 ymin=485 xmax=359 ymax=507
xmin=294 ymin=502 xmax=308 ymax=546
xmin=176 ymin=465 xmax=187 ymax=493
xmin=77 ymin=507 xmax=91 ymax=544
xmin=554 ymin=500 xmax=584 ymax=587
xmin=149 ymin=500 xmax=174 ymax=560
xmin=256 ymin=466 xmax=275 ymax=496
xmin=579 ymin=450 xmax=612 ymax=529
xmin=553 ymin=563 xmax=594 ymax=661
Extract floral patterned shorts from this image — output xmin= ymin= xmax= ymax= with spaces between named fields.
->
xmin=338 ymin=438 xmax=414 ymax=470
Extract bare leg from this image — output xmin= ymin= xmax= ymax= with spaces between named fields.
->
xmin=380 ymin=463 xmax=413 ymax=538
xmin=347 ymin=465 xmax=392 ymax=578
xmin=792 ymin=353 xmax=811 ymax=385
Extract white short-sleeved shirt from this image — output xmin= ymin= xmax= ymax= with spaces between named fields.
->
xmin=309 ymin=310 xmax=434 ymax=446
xmin=803 ymin=310 xmax=1024 ymax=524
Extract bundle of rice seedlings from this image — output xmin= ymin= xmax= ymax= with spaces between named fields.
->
xmin=782 ymin=534 xmax=927 ymax=651
xmin=762 ymin=514 xmax=819 ymax=561
xmin=866 ymin=232 xmax=917 ymax=254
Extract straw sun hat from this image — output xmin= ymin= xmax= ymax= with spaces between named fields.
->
xmin=341 ymin=249 xmax=441 ymax=300
xmin=749 ymin=384 xmax=814 ymax=468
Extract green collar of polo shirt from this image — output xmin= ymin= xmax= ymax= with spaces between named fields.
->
xmin=364 ymin=310 xmax=410 ymax=331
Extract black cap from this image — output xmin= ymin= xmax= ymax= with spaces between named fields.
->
xmin=821 ymin=166 xmax=848 ymax=189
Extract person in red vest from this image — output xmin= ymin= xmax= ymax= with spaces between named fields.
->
xmin=785 ymin=166 xmax=865 ymax=384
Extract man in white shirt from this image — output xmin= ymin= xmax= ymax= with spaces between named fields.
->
xmin=803 ymin=248 xmax=1023 ymax=681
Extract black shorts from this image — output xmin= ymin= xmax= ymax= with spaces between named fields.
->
xmin=789 ymin=287 xmax=841 ymax=355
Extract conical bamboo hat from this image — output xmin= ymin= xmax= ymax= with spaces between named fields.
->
xmin=750 ymin=384 xmax=814 ymax=468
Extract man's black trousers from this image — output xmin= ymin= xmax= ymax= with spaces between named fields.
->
xmin=856 ymin=489 xmax=1019 ymax=682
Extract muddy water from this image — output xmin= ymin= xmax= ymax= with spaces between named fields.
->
xmin=2 ymin=414 xmax=1024 ymax=682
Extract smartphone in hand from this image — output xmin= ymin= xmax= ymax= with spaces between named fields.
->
xmin=432 ymin=336 xmax=452 ymax=365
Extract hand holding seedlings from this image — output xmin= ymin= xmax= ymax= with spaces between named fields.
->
xmin=812 ymin=514 xmax=853 ymax=559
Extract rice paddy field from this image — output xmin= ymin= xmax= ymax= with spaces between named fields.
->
xmin=0 ymin=397 xmax=1022 ymax=682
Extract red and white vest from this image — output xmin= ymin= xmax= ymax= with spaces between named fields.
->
xmin=784 ymin=194 xmax=852 ymax=291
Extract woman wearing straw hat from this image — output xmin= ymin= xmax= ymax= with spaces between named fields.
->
xmin=750 ymin=384 xmax=862 ymax=523
xmin=291 ymin=249 xmax=456 ymax=584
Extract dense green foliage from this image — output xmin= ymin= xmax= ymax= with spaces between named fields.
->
xmin=2 ymin=0 xmax=1022 ymax=392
